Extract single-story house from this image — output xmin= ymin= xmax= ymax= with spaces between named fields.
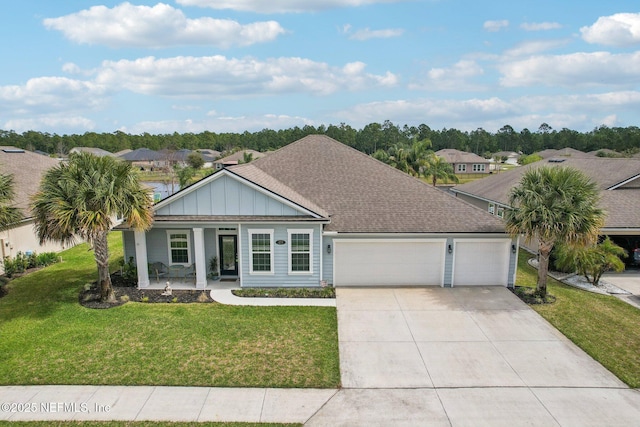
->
xmin=118 ymin=148 xmax=165 ymax=170
xmin=120 ymin=135 xmax=518 ymax=289
xmin=451 ymin=156 xmax=640 ymax=262
xmin=195 ymin=149 xmax=221 ymax=168
xmin=537 ymin=148 xmax=592 ymax=159
xmin=435 ymin=149 xmax=491 ymax=174
xmin=0 ymin=147 xmax=69 ymax=273
xmin=213 ymin=149 xmax=266 ymax=170
xmin=492 ymin=151 xmax=520 ymax=166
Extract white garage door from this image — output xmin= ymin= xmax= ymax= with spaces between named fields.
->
xmin=334 ymin=240 xmax=445 ymax=286
xmin=453 ymin=239 xmax=511 ymax=286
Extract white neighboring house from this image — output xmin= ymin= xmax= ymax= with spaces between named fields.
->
xmin=0 ymin=147 xmax=70 ymax=273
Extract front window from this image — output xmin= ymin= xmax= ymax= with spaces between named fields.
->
xmin=488 ymin=203 xmax=495 ymax=215
xmin=457 ymin=164 xmax=466 ymax=172
xmin=473 ymin=164 xmax=486 ymax=172
xmin=288 ymin=229 xmax=313 ymax=274
xmin=249 ymin=229 xmax=274 ymax=274
xmin=167 ymin=231 xmax=190 ymax=265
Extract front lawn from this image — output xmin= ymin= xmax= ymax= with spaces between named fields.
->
xmin=516 ymin=249 xmax=640 ymax=388
xmin=0 ymin=234 xmax=340 ymax=388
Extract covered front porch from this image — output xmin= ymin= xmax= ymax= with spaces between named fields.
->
xmin=130 ymin=225 xmax=240 ymax=290
xmin=140 ymin=277 xmax=239 ymax=290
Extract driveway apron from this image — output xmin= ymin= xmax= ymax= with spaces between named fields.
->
xmin=307 ymin=286 xmax=640 ymax=427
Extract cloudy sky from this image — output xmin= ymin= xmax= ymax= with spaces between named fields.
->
xmin=2 ymin=0 xmax=640 ymax=134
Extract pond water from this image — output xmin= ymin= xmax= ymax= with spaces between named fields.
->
xmin=145 ymin=182 xmax=180 ymax=202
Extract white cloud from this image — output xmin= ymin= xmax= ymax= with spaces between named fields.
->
xmin=499 ymin=51 xmax=640 ymax=87
xmin=410 ymin=60 xmax=484 ymax=91
xmin=95 ymin=55 xmax=398 ymax=97
xmin=0 ymin=77 xmax=108 ymax=114
xmin=483 ymin=20 xmax=509 ymax=32
xmin=336 ymin=91 xmax=640 ymax=132
xmin=43 ymin=3 xmax=285 ymax=48
xmin=4 ymin=116 xmax=96 ymax=133
xmin=520 ymin=22 xmax=562 ymax=31
xmin=349 ymin=28 xmax=404 ymax=41
xmin=581 ymin=13 xmax=640 ymax=47
xmin=503 ymin=39 xmax=570 ymax=57
xmin=176 ymin=0 xmax=406 ymax=13
xmin=121 ymin=114 xmax=314 ymax=134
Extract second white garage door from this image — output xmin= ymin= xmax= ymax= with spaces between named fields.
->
xmin=453 ymin=239 xmax=511 ymax=286
xmin=333 ymin=239 xmax=445 ymax=286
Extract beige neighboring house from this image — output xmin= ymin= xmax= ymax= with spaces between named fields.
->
xmin=214 ymin=149 xmax=266 ymax=170
xmin=451 ymin=156 xmax=640 ymax=262
xmin=435 ymin=149 xmax=491 ymax=174
xmin=0 ymin=147 xmax=70 ymax=273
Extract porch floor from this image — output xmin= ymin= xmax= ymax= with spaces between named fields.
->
xmin=141 ymin=278 xmax=239 ymax=290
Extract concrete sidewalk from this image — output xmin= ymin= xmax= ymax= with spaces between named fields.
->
xmin=0 ymin=385 xmax=337 ymax=423
xmin=209 ymin=282 xmax=336 ymax=307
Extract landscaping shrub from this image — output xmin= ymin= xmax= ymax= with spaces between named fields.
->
xmin=1 ymin=251 xmax=60 ymax=278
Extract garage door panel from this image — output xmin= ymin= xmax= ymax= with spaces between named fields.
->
xmin=453 ymin=240 xmax=510 ymax=286
xmin=334 ymin=240 xmax=445 ymax=286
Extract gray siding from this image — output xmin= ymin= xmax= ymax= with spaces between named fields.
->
xmin=156 ymin=175 xmax=304 ymax=217
xmin=454 ymin=193 xmax=490 ymax=211
xmin=123 ymin=231 xmax=136 ymax=261
xmin=322 ymin=235 xmax=334 ymax=285
xmin=240 ymin=224 xmax=322 ymax=287
xmin=443 ymin=237 xmax=454 ymax=287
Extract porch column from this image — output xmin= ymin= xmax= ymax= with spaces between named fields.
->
xmin=134 ymin=230 xmax=149 ymax=288
xmin=193 ymin=227 xmax=207 ymax=289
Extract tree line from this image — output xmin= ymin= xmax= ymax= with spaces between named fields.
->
xmin=1 ymin=121 xmax=639 ymax=157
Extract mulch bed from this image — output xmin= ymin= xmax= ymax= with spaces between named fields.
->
xmin=511 ymin=286 xmax=556 ymax=304
xmin=79 ymin=273 xmax=213 ymax=309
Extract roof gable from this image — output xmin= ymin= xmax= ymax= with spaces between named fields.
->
xmin=154 ymin=169 xmax=324 ymax=218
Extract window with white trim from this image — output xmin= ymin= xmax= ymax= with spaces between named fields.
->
xmin=496 ymin=206 xmax=505 ymax=218
xmin=288 ymin=229 xmax=313 ymax=274
xmin=457 ymin=164 xmax=466 ymax=172
xmin=248 ymin=229 xmax=274 ymax=274
xmin=473 ymin=164 xmax=486 ymax=172
xmin=167 ymin=231 xmax=191 ymax=265
xmin=488 ymin=203 xmax=495 ymax=215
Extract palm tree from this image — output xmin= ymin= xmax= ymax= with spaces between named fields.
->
xmin=505 ymin=166 xmax=605 ymax=297
xmin=0 ymin=173 xmax=22 ymax=231
xmin=31 ymin=153 xmax=153 ymax=303
xmin=422 ymin=154 xmax=458 ymax=186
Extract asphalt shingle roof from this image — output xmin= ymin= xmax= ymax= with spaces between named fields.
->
xmin=0 ymin=147 xmax=60 ymax=217
xmin=231 ymin=135 xmax=505 ymax=233
xmin=435 ymin=149 xmax=490 ymax=164
xmin=452 ymin=156 xmax=640 ymax=229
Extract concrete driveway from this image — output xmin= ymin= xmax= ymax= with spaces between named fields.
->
xmin=307 ymin=287 xmax=640 ymax=426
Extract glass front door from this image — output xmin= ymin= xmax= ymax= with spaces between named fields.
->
xmin=219 ymin=235 xmax=238 ymax=276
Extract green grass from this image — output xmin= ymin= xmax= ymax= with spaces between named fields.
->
xmin=0 ymin=423 xmax=298 ymax=427
xmin=516 ymin=249 xmax=640 ymax=388
xmin=0 ymin=234 xmax=340 ymax=388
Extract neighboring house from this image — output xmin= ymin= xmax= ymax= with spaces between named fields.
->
xmin=118 ymin=148 xmax=164 ymax=170
xmin=451 ymin=156 xmax=640 ymax=259
xmin=195 ymin=149 xmax=221 ymax=168
xmin=214 ymin=149 xmax=266 ymax=170
xmin=492 ymin=151 xmax=520 ymax=166
xmin=119 ymin=135 xmax=518 ymax=289
xmin=435 ymin=149 xmax=491 ymax=174
xmin=114 ymin=149 xmax=132 ymax=157
xmin=0 ymin=147 xmax=69 ymax=272
xmin=69 ymin=147 xmax=115 ymax=157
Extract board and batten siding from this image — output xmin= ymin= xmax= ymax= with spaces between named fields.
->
xmin=155 ymin=174 xmax=304 ymax=217
xmin=240 ymin=224 xmax=322 ymax=287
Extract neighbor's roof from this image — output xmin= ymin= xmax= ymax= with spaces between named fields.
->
xmin=215 ymin=149 xmax=265 ymax=164
xmin=435 ymin=149 xmax=490 ymax=164
xmin=229 ymin=135 xmax=505 ymax=233
xmin=537 ymin=148 xmax=592 ymax=159
xmin=119 ymin=148 xmax=161 ymax=161
xmin=0 ymin=146 xmax=61 ymax=217
xmin=69 ymin=147 xmax=114 ymax=157
xmin=452 ymin=156 xmax=640 ymax=229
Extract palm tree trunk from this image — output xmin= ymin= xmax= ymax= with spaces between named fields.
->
xmin=537 ymin=241 xmax=552 ymax=298
xmin=94 ymin=231 xmax=115 ymax=303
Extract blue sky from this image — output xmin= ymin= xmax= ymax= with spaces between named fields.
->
xmin=1 ymin=0 xmax=640 ymax=135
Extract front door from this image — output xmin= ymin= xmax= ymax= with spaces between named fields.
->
xmin=219 ymin=235 xmax=238 ymax=276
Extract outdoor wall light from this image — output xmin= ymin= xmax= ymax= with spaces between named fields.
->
xmin=327 ymin=244 xmax=331 ymax=254
xmin=447 ymin=244 xmax=453 ymax=254
xmin=512 ymin=244 xmax=517 ymax=253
